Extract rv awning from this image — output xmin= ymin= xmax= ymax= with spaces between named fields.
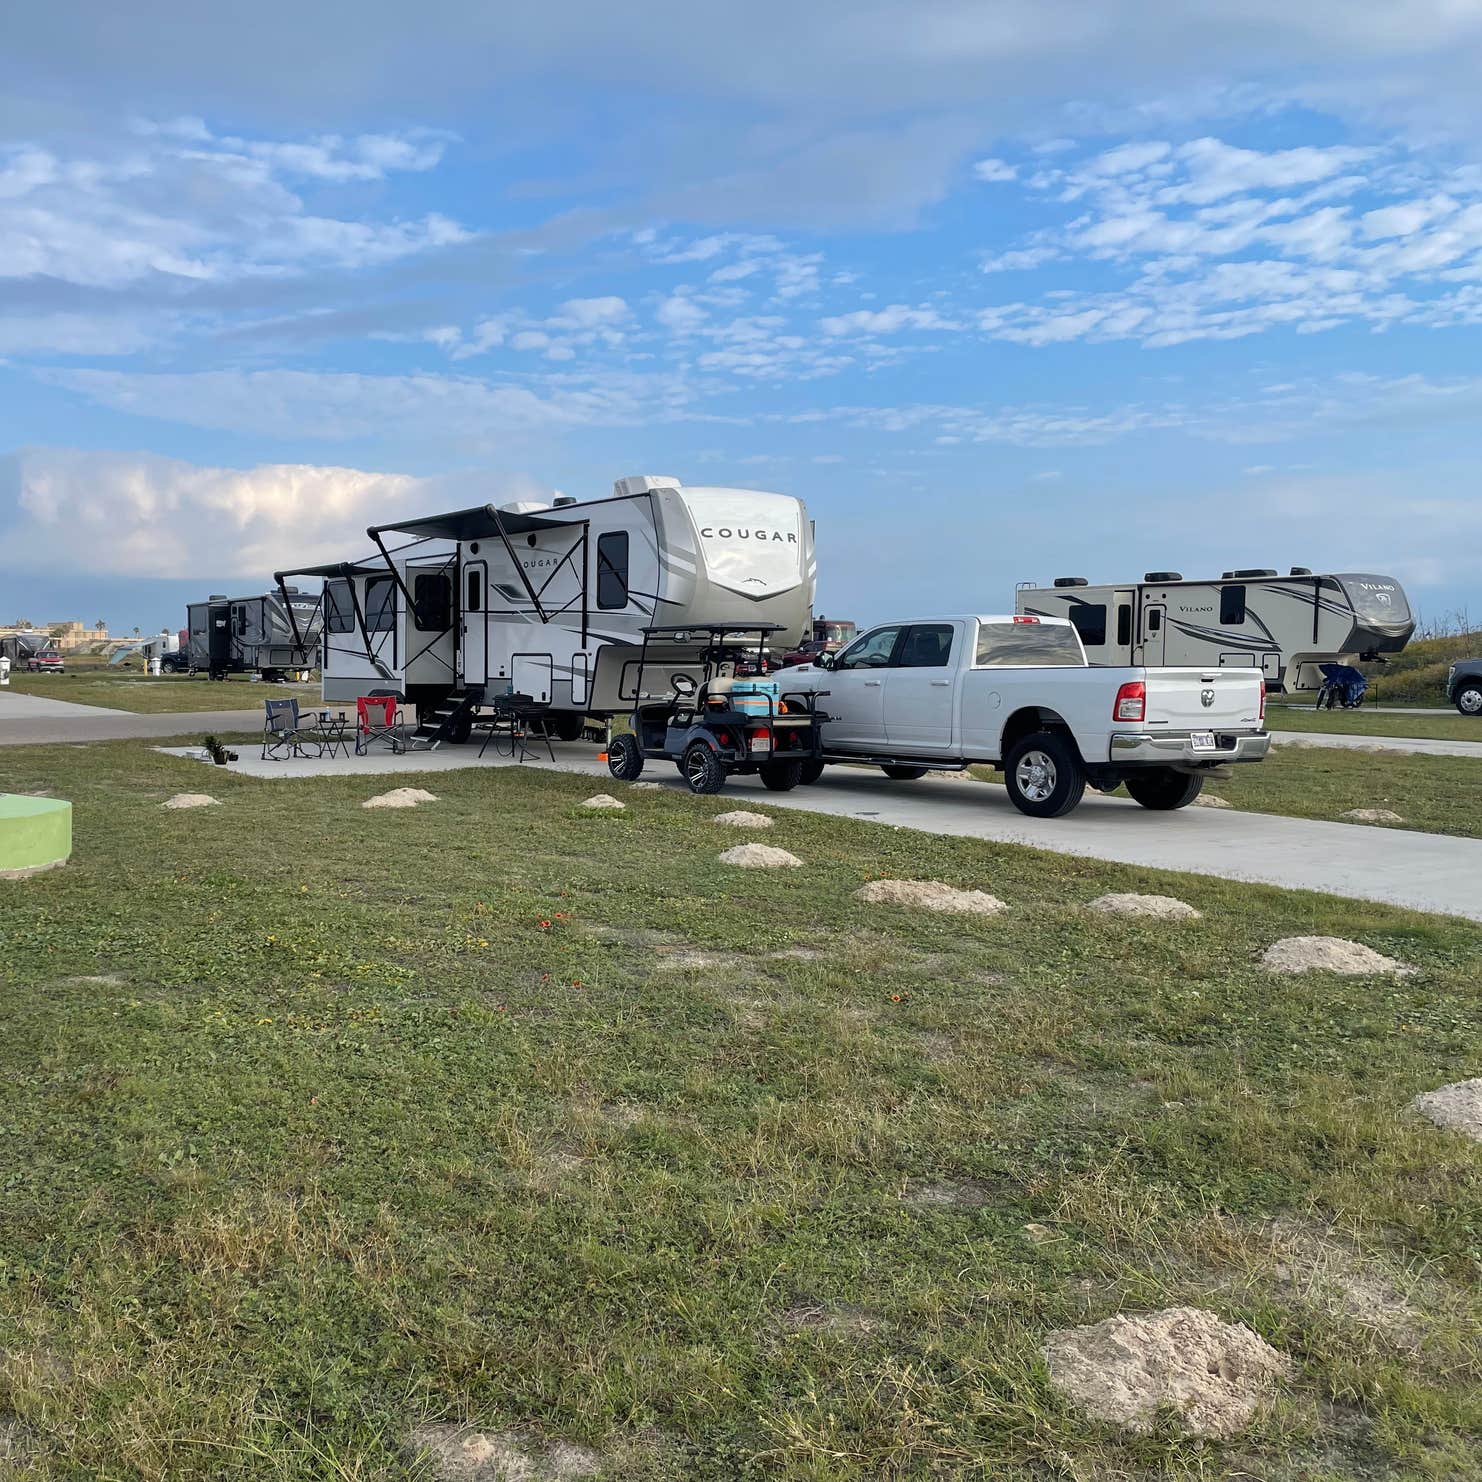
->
xmin=368 ymin=504 xmax=571 ymax=543
xmin=273 ymin=561 xmax=382 ymax=583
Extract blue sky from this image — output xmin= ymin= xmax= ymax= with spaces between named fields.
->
xmin=3 ymin=1 xmax=1481 ymax=634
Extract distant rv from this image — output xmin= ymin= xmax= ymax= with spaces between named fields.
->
xmin=277 ymin=476 xmax=815 ymax=745
xmin=185 ymin=589 xmax=323 ymax=681
xmin=1014 ymin=569 xmax=1414 ymax=691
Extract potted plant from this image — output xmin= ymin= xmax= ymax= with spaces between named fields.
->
xmin=202 ymin=734 xmax=230 ymax=765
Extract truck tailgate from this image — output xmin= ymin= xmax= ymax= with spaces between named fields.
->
xmin=1144 ymin=668 xmax=1263 ymax=730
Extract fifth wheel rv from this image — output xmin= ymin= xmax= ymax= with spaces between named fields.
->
xmin=277 ymin=476 xmax=815 ymax=746
xmin=1015 ymin=569 xmax=1414 ymax=691
xmin=185 ymin=589 xmax=324 ymax=681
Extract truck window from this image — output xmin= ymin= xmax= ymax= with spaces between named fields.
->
xmin=835 ymin=625 xmax=901 ymax=670
xmin=897 ymin=624 xmax=954 ymax=667
xmin=364 ymin=577 xmax=397 ymax=633
xmin=1116 ymin=603 xmax=1132 ymax=646
xmin=597 ymin=531 xmax=629 ymax=610
xmin=1220 ymin=585 xmax=1247 ymax=624
xmin=324 ymin=581 xmax=355 ymax=635
xmin=1067 ymin=603 xmax=1107 ymax=647
xmin=975 ymin=621 xmax=1084 ymax=667
xmin=413 ymin=573 xmax=452 ymax=631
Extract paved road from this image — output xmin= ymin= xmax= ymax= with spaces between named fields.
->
xmin=0 ymin=690 xmax=129 ymax=719
xmin=1271 ymin=731 xmax=1482 ymax=759
xmin=155 ymin=743 xmax=1482 ymax=922
xmin=0 ymin=704 xmax=266 ymax=746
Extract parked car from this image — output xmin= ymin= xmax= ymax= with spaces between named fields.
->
xmin=25 ymin=650 xmax=64 ymax=674
xmin=159 ymin=650 xmax=194 ymax=674
xmin=783 ymin=617 xmax=857 ymax=668
xmin=1447 ymin=659 xmax=1482 ymax=716
xmin=771 ymin=613 xmax=1270 ymax=817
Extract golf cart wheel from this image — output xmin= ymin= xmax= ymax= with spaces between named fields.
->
xmin=548 ymin=711 xmax=587 ymax=742
xmin=607 ymin=733 xmax=645 ymax=781
xmin=799 ymin=759 xmax=825 ymax=785
xmin=1124 ymin=768 xmax=1204 ymax=810
xmin=1456 ymin=684 xmax=1482 ymax=717
xmin=683 ymin=741 xmax=727 ymax=794
xmin=1003 ymin=731 xmax=1086 ymax=819
xmin=881 ymin=765 xmax=928 ymax=780
xmin=759 ymin=759 xmax=804 ymax=792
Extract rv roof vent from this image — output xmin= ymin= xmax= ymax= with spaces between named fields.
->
xmin=1144 ymin=571 xmax=1182 ymax=583
xmin=551 ymin=495 xmax=578 ymax=508
xmin=1289 ymin=566 xmax=1313 ymax=576
xmin=499 ymin=500 xmax=550 ymax=515
xmin=1223 ymin=568 xmax=1279 ymax=579
xmin=1052 ymin=576 xmax=1089 ymax=588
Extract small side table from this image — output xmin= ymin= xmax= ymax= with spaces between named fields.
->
xmin=314 ymin=711 xmax=352 ymax=759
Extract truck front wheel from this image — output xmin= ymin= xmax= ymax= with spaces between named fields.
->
xmin=1455 ymin=684 xmax=1482 ymax=717
xmin=1003 ymin=732 xmax=1086 ymax=818
xmin=1124 ymin=769 xmax=1204 ymax=810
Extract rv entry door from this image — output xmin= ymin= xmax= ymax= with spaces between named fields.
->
xmin=1141 ymin=603 xmax=1166 ymax=665
xmin=463 ymin=561 xmax=487 ymax=684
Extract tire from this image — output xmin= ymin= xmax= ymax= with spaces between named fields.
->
xmin=446 ymin=714 xmax=473 ymax=745
xmin=548 ymin=711 xmax=587 ymax=742
xmin=607 ymin=733 xmax=645 ymax=781
xmin=1003 ymin=731 xmax=1086 ymax=818
xmin=682 ymin=741 xmax=727 ymax=794
xmin=759 ymin=759 xmax=804 ymax=792
xmin=1456 ymin=684 xmax=1482 ymax=717
xmin=881 ymin=765 xmax=928 ymax=780
xmin=1124 ymin=768 xmax=1205 ymax=810
xmin=798 ymin=759 xmax=826 ymax=785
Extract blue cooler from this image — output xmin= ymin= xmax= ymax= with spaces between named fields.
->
xmin=729 ymin=678 xmax=779 ymax=718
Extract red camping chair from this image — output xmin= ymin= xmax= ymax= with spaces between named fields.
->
xmin=355 ymin=694 xmax=406 ymax=755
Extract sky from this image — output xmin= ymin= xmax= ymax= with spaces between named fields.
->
xmin=2 ymin=1 xmax=1481 ymax=635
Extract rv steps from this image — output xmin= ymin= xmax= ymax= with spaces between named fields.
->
xmin=407 ymin=689 xmax=482 ymax=750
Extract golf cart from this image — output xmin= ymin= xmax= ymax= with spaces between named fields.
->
xmin=605 ymin=623 xmax=828 ymax=794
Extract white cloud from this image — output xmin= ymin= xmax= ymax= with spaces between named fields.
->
xmin=980 ymin=246 xmax=1060 ymax=272
xmin=973 ymin=157 xmax=1017 ymax=182
xmin=819 ymin=304 xmax=959 ymax=336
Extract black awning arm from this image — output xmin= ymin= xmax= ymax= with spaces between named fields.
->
xmin=487 ymin=508 xmax=548 ymax=623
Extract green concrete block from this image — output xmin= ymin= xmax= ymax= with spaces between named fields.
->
xmin=0 ymin=794 xmax=72 ymax=878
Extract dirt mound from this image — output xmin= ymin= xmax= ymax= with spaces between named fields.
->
xmin=717 ymin=843 xmax=802 ymax=869
xmin=1087 ymin=893 xmax=1201 ymax=920
xmin=407 ymin=1424 xmax=600 ymax=1480
xmin=854 ymin=879 xmax=1007 ymax=915
xmin=162 ymin=793 xmax=220 ymax=810
xmin=1342 ymin=808 xmax=1406 ymax=824
xmin=1261 ymin=936 xmax=1411 ymax=975
xmin=1191 ymin=792 xmax=1234 ymax=809
xmin=581 ymin=794 xmax=625 ymax=810
xmin=362 ymin=788 xmax=439 ymax=810
xmin=628 ymin=781 xmax=663 ymax=791
xmin=1410 ymin=1078 xmax=1482 ymax=1142
xmin=1042 ymin=1306 xmax=1291 ymax=1438
xmin=714 ymin=810 xmax=774 ymax=828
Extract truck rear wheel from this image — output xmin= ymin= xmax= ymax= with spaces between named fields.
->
xmin=759 ymin=760 xmax=803 ymax=792
xmin=881 ymin=765 xmax=928 ymax=780
xmin=607 ymin=733 xmax=644 ymax=781
xmin=1124 ymin=769 xmax=1204 ymax=810
xmin=1003 ymin=732 xmax=1085 ymax=818
xmin=682 ymin=741 xmax=727 ymax=794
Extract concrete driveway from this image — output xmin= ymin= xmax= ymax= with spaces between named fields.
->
xmin=155 ymin=742 xmax=1482 ymax=923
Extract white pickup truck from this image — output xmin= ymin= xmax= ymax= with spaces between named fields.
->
xmin=773 ymin=614 xmax=1270 ymax=817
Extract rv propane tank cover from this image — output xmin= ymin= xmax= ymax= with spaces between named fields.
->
xmin=1053 ymin=576 xmax=1089 ymax=588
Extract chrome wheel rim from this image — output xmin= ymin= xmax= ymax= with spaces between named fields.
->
xmin=1461 ymin=690 xmax=1482 ymax=715
xmin=1015 ymin=750 xmax=1057 ymax=802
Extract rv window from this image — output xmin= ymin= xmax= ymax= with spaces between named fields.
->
xmin=975 ymin=622 xmax=1085 ymax=666
xmin=413 ymin=574 xmax=452 ymax=631
xmin=897 ymin=624 xmax=954 ymax=668
xmin=1220 ymin=585 xmax=1247 ymax=625
xmin=1147 ymin=608 xmax=1162 ymax=634
xmin=324 ymin=581 xmax=355 ymax=634
xmin=1067 ymin=603 xmax=1107 ymax=647
xmin=466 ymin=568 xmax=482 ymax=613
xmin=1116 ymin=604 xmax=1132 ymax=647
xmin=364 ymin=577 xmax=397 ymax=633
xmin=232 ymin=604 xmax=246 ymax=635
xmin=597 ymin=531 xmax=629 ymax=610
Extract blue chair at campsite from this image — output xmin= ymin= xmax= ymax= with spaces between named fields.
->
xmin=262 ymin=698 xmax=321 ymax=760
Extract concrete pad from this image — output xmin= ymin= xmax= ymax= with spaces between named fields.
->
xmin=0 ymin=689 xmax=129 ymax=719
xmin=151 ymin=742 xmax=1482 ymax=922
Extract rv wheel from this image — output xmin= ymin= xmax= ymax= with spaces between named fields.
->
xmin=607 ymin=733 xmax=645 ymax=781
xmin=1124 ymin=769 xmax=1204 ymax=810
xmin=547 ymin=712 xmax=587 ymax=742
xmin=447 ymin=714 xmax=474 ymax=745
xmin=682 ymin=741 xmax=727 ymax=794
xmin=759 ymin=759 xmax=803 ymax=792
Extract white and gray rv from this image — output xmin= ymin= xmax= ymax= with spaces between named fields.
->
xmin=1015 ymin=568 xmax=1414 ymax=691
xmin=185 ymin=589 xmax=324 ymax=681
xmin=277 ymin=476 xmax=815 ymax=744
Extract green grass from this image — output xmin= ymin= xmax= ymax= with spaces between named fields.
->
xmin=1359 ymin=630 xmax=1479 ymax=707
xmin=1266 ymin=707 xmax=1481 ymax=743
xmin=2 ymin=741 xmax=1480 ymax=1480
xmin=3 ymin=671 xmax=319 ymax=713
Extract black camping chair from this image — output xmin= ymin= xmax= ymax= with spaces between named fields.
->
xmin=262 ymin=698 xmax=320 ymax=760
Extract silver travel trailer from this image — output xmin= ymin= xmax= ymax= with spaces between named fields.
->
xmin=278 ymin=476 xmax=815 ymax=744
xmin=1015 ymin=568 xmax=1414 ymax=691
xmin=185 ymin=589 xmax=324 ymax=681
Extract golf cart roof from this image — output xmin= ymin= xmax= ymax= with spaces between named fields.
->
xmin=368 ymin=504 xmax=568 ymax=542
xmin=642 ymin=623 xmax=787 ymax=637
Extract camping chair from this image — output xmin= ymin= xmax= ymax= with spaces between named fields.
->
xmin=261 ymin=698 xmax=320 ymax=760
xmin=355 ymin=693 xmax=406 ymax=755
xmin=478 ymin=692 xmax=555 ymax=763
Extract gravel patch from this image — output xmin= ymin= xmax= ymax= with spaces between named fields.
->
xmin=1261 ymin=935 xmax=1412 ymax=975
xmin=1087 ymin=892 xmax=1202 ymax=920
xmin=1043 ymin=1306 xmax=1291 ymax=1438
xmin=162 ymin=793 xmax=220 ymax=810
xmin=902 ymin=1178 xmax=994 ymax=1209
xmin=628 ymin=781 xmax=663 ymax=791
xmin=1341 ymin=808 xmax=1406 ymax=824
xmin=1191 ymin=792 xmax=1234 ymax=809
xmin=363 ymin=787 xmax=439 ymax=810
xmin=581 ymin=793 xmax=625 ymax=810
xmin=717 ymin=843 xmax=802 ymax=868
xmin=407 ymin=1424 xmax=601 ymax=1480
xmin=925 ymin=769 xmax=979 ymax=782
xmin=713 ymin=809 xmax=774 ymax=828
xmin=781 ymin=1301 xmax=879 ymax=1336
xmin=1410 ymin=1078 xmax=1482 ymax=1142
xmin=854 ymin=879 xmax=1008 ymax=915
xmin=769 ymin=945 xmax=829 ymax=962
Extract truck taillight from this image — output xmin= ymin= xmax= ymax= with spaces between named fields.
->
xmin=1113 ymin=681 xmax=1146 ymax=722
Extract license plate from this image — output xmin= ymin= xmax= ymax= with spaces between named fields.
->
xmin=1191 ymin=731 xmax=1216 ymax=751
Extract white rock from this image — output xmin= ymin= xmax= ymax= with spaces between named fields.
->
xmin=1341 ymin=808 xmax=1406 ymax=824
xmin=1410 ymin=1078 xmax=1482 ymax=1142
xmin=162 ymin=793 xmax=220 ymax=810
xmin=362 ymin=787 xmax=439 ymax=810
xmin=1261 ymin=935 xmax=1411 ymax=976
xmin=581 ymin=794 xmax=625 ymax=810
xmin=1087 ymin=893 xmax=1202 ymax=920
xmin=713 ymin=810 xmax=774 ymax=829
xmin=1191 ymin=792 xmax=1234 ymax=809
xmin=853 ymin=879 xmax=1007 ymax=915
xmin=717 ymin=843 xmax=802 ymax=869
xmin=628 ymin=781 xmax=663 ymax=791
